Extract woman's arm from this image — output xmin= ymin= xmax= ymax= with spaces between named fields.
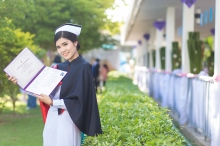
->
xmin=34 ymin=94 xmax=53 ymax=106
xmin=36 ymin=94 xmax=66 ymax=109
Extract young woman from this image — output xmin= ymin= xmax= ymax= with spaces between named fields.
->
xmin=7 ymin=23 xmax=102 ymax=146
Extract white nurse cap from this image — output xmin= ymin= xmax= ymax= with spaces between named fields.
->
xmin=55 ymin=23 xmax=82 ymax=36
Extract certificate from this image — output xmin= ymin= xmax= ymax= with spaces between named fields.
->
xmin=4 ymin=47 xmax=67 ymax=95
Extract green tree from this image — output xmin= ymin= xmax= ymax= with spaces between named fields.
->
xmin=0 ymin=0 xmax=28 ymax=113
xmin=0 ymin=0 xmax=46 ymax=113
xmin=0 ymin=28 xmax=45 ymax=114
xmin=13 ymin=0 xmax=120 ymax=52
xmin=204 ymin=36 xmax=214 ymax=76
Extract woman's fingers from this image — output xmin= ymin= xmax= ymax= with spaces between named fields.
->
xmin=11 ymin=78 xmax=17 ymax=84
xmin=34 ymin=94 xmax=42 ymax=100
xmin=34 ymin=94 xmax=52 ymax=106
xmin=6 ymin=75 xmax=17 ymax=84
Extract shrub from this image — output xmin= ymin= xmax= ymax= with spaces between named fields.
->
xmin=83 ymin=71 xmax=186 ymax=145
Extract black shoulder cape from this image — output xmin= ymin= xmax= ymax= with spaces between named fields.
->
xmin=58 ymin=55 xmax=102 ymax=136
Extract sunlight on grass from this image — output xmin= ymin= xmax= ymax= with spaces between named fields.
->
xmin=4 ymin=101 xmax=28 ymax=114
xmin=108 ymin=71 xmax=127 ymax=78
xmin=0 ymin=102 xmax=43 ymax=146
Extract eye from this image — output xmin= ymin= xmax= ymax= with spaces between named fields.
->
xmin=56 ymin=46 xmax=60 ymax=49
xmin=63 ymin=43 xmax=68 ymax=46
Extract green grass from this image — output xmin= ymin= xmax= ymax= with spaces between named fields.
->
xmin=0 ymin=71 xmax=187 ymax=146
xmin=0 ymin=102 xmax=44 ymax=146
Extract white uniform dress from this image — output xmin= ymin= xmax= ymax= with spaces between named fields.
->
xmin=43 ymin=86 xmax=81 ymax=146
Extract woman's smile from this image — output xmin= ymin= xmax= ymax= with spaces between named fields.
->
xmin=62 ymin=52 xmax=69 ymax=57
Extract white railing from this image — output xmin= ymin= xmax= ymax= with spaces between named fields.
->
xmin=134 ymin=66 xmax=220 ymax=145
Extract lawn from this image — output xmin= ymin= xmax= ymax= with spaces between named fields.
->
xmin=0 ymin=102 xmax=44 ymax=146
xmin=0 ymin=71 xmax=187 ymax=146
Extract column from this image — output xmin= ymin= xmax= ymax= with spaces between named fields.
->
xmin=140 ymin=39 xmax=145 ymax=66
xmin=166 ymin=7 xmax=175 ymax=72
xmin=181 ymin=3 xmax=195 ymax=73
xmin=137 ymin=40 xmax=142 ymax=66
xmin=135 ymin=44 xmax=139 ymax=66
xmin=214 ymin=0 xmax=220 ymax=75
xmin=149 ymin=28 xmax=156 ymax=68
xmin=143 ymin=33 xmax=150 ymax=67
xmin=156 ymin=29 xmax=163 ymax=69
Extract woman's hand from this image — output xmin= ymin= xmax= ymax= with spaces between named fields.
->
xmin=35 ymin=94 xmax=53 ymax=106
xmin=6 ymin=74 xmax=17 ymax=84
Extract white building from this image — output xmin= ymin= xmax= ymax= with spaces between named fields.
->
xmin=121 ymin=1 xmax=220 ymax=146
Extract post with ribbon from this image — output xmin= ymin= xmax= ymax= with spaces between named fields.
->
xmin=180 ymin=0 xmax=196 ymax=73
xmin=181 ymin=0 xmax=196 ymax=8
xmin=154 ymin=20 xmax=166 ymax=70
xmin=136 ymin=40 xmax=142 ymax=66
xmin=166 ymin=7 xmax=175 ymax=72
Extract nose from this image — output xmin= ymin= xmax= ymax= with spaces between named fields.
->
xmin=60 ymin=46 xmax=66 ymax=53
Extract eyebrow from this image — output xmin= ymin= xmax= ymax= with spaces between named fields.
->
xmin=61 ymin=41 xmax=68 ymax=45
xmin=56 ymin=41 xmax=68 ymax=47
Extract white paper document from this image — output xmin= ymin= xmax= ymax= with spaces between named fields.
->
xmin=4 ymin=47 xmax=67 ymax=95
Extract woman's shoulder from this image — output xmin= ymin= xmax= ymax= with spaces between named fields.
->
xmin=80 ymin=56 xmax=92 ymax=68
xmin=81 ymin=61 xmax=92 ymax=70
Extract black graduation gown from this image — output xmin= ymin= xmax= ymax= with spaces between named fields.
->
xmin=57 ymin=55 xmax=102 ymax=136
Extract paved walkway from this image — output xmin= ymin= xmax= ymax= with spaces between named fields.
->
xmin=170 ymin=112 xmax=211 ymax=146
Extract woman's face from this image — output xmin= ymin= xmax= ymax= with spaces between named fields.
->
xmin=56 ymin=38 xmax=79 ymax=62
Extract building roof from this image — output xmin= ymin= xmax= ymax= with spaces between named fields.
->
xmin=122 ymin=0 xmax=215 ymax=45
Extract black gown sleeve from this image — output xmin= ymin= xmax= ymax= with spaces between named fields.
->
xmin=62 ymin=63 xmax=102 ymax=136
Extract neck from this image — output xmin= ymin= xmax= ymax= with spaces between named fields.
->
xmin=68 ymin=52 xmax=79 ymax=62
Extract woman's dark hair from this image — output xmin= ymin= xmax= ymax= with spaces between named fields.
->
xmin=54 ymin=31 xmax=81 ymax=50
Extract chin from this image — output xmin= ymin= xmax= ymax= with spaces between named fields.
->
xmin=62 ymin=56 xmax=69 ymax=60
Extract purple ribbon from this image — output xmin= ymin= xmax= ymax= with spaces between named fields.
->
xmin=138 ymin=40 xmax=142 ymax=45
xmin=210 ymin=28 xmax=215 ymax=36
xmin=180 ymin=0 xmax=196 ymax=8
xmin=143 ymin=33 xmax=150 ymax=41
xmin=153 ymin=21 xmax=166 ymax=31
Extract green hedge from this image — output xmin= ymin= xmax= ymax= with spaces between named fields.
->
xmin=207 ymin=51 xmax=214 ymax=76
xmin=152 ymin=50 xmax=156 ymax=67
xmin=160 ymin=46 xmax=166 ymax=70
xmin=147 ymin=52 xmax=150 ymax=68
xmin=187 ymin=32 xmax=204 ymax=74
xmin=172 ymin=42 xmax=181 ymax=70
xmin=83 ymin=72 xmax=186 ymax=145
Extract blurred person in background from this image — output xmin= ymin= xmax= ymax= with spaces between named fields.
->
xmin=99 ymin=63 xmax=109 ymax=93
xmin=26 ymin=94 xmax=37 ymax=110
xmin=51 ymin=54 xmax=62 ymax=67
xmin=92 ymin=58 xmax=100 ymax=93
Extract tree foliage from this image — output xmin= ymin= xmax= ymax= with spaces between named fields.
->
xmin=13 ymin=0 xmax=120 ymax=52
xmin=0 ymin=26 xmax=46 ymax=113
xmin=0 ymin=0 xmax=46 ymax=112
xmin=0 ymin=0 xmax=121 ymax=112
xmin=203 ymin=36 xmax=214 ymax=76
